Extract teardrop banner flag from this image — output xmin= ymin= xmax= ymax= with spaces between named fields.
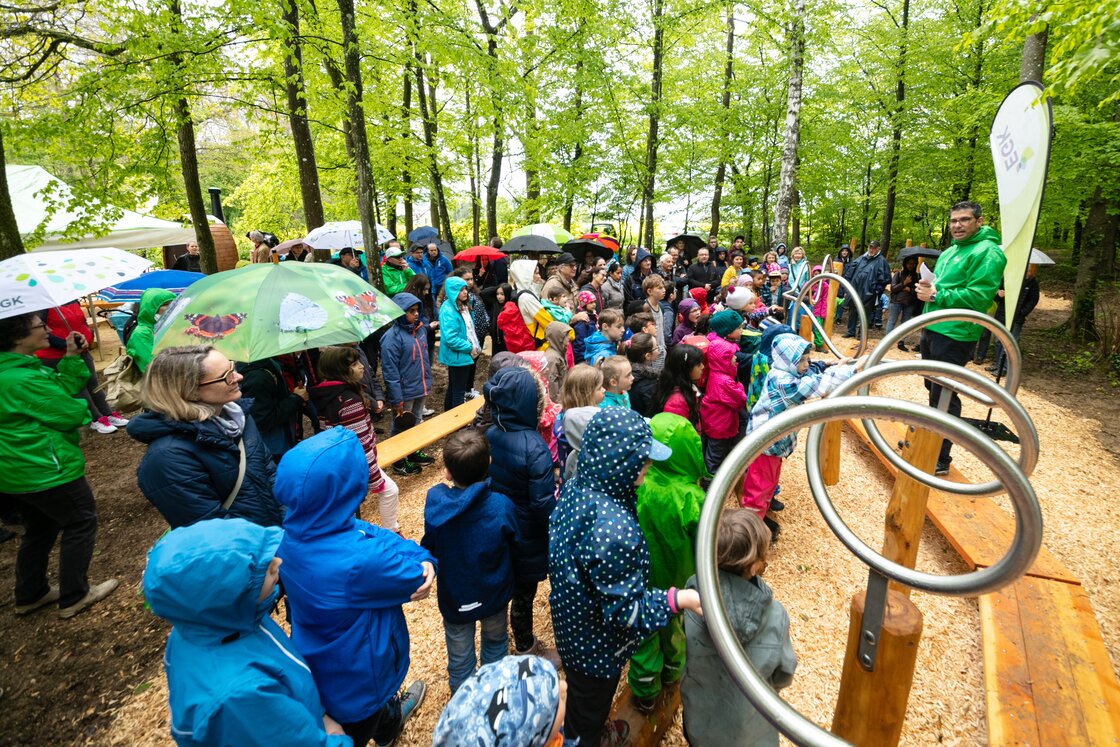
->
xmin=989 ymin=81 xmax=1053 ymax=320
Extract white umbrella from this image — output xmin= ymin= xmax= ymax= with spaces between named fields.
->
xmin=303 ymin=221 xmax=394 ymax=251
xmin=1029 ymin=247 xmax=1055 ymax=265
xmin=0 ymin=248 xmax=152 ymax=320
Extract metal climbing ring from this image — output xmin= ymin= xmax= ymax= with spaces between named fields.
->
xmin=696 ymin=397 xmax=1042 ymax=747
xmin=829 ymin=359 xmax=1039 ymax=497
xmin=783 ymin=272 xmax=866 ymax=359
xmin=808 ymin=254 xmax=833 ymax=307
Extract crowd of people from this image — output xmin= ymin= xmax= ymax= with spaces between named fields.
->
xmin=0 ymin=200 xmax=1026 ymax=746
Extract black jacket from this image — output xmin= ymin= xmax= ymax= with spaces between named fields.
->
xmin=686 ymin=261 xmax=721 ymax=290
xmin=236 ymin=359 xmax=303 ymax=459
xmin=629 ymin=364 xmax=660 ymax=418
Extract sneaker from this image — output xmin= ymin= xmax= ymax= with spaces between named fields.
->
xmin=935 ymin=460 xmax=951 ymax=476
xmin=409 ymin=450 xmax=435 ymax=466
xmin=89 ymin=417 xmax=117 ymax=434
xmin=59 ymin=579 xmax=119 ymax=619
xmin=15 ymin=586 xmax=59 ymax=615
xmin=764 ymin=517 xmax=781 ymax=542
xmin=392 ymin=460 xmax=421 ymax=477
xmin=769 ymin=498 xmax=785 ymax=512
xmin=634 ymin=694 xmax=657 ymax=714
xmin=841 ymin=333 xmax=856 ymax=339
xmin=464 ymin=389 xmax=482 ymax=400
xmin=377 ymin=681 xmax=427 ymax=747
xmin=897 ymin=342 xmax=909 ymax=352
xmin=421 ymin=407 xmax=436 ymax=417
xmin=106 ymin=412 xmax=130 ymax=427
xmin=600 ymin=719 xmax=631 ymax=747
xmin=516 ymin=636 xmax=564 ymax=671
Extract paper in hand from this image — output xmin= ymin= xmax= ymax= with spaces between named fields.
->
xmin=919 ymin=263 xmax=936 ymax=283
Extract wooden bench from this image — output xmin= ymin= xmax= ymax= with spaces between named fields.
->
xmin=376 ymin=397 xmax=484 ymax=467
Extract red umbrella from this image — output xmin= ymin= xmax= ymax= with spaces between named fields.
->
xmin=581 ymin=233 xmax=620 ymax=254
xmin=453 ymin=246 xmax=508 ymax=262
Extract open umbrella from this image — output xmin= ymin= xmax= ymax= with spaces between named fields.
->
xmin=453 ymin=246 xmax=507 ymax=262
xmin=896 ymin=245 xmax=942 ymax=262
xmin=0 ymin=248 xmax=152 ymax=320
xmin=1029 ymin=248 xmax=1055 ymax=265
xmin=273 ymin=237 xmax=308 ymax=255
xmin=564 ymin=237 xmax=615 ymax=263
xmin=152 ymin=262 xmax=402 ymax=362
xmin=665 ymin=232 xmax=707 ymax=257
xmin=504 ymin=235 xmax=560 ymax=255
xmin=408 ymin=226 xmax=439 ymax=244
xmin=97 ymin=270 xmax=205 ymax=302
xmin=411 ymin=239 xmax=454 ymax=260
xmin=304 ymin=221 xmax=394 ymax=251
xmin=512 ymin=223 xmax=574 ymax=245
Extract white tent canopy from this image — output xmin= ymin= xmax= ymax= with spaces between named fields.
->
xmin=10 ymin=164 xmax=200 ymax=252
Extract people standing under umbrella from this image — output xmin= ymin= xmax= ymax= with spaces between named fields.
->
xmin=236 ymin=356 xmax=308 ymax=462
xmin=439 ymin=276 xmax=482 ymax=411
xmin=601 ymin=261 xmax=626 ymax=311
xmin=381 ymin=244 xmax=415 ymax=297
xmin=626 ymin=248 xmax=655 ymax=304
xmin=541 ymin=252 xmax=579 ymax=302
xmin=406 ymin=244 xmax=425 ymax=276
xmin=0 ymin=312 xmax=119 ymax=619
xmin=172 ymin=242 xmax=202 ymax=273
xmin=686 ymin=247 xmax=721 ymax=303
xmin=334 ymin=247 xmax=369 ymax=282
xmin=885 ymin=255 xmax=921 ymax=350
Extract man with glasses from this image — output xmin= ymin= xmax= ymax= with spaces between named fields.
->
xmin=916 ymin=200 xmax=1006 ymax=475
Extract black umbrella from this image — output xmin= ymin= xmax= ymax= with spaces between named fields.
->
xmin=665 ymin=232 xmax=707 ymax=258
xmin=410 ymin=239 xmax=454 ymax=260
xmin=565 ymin=238 xmax=615 ymax=263
xmin=504 ymin=235 xmax=560 ymax=254
xmin=896 ymin=245 xmax=941 ymax=262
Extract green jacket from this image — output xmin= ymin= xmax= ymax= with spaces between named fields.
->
xmin=924 ymin=225 xmax=1006 ymax=342
xmin=0 ymin=352 xmax=91 ymax=493
xmin=635 ymin=413 xmax=709 ymax=589
xmin=126 ymin=288 xmax=177 ymax=373
xmin=382 ymin=263 xmax=415 ymax=297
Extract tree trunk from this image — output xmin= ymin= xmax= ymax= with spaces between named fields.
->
xmin=641 ymin=0 xmax=665 ymax=249
xmin=860 ymin=158 xmax=873 ymax=249
xmin=0 ymin=127 xmax=24 ymax=259
xmin=1019 ymin=26 xmax=1048 ymax=82
xmin=761 ymin=158 xmax=773 ymax=246
xmin=473 ymin=1 xmax=516 ymax=242
xmin=414 ymin=56 xmax=454 ymax=247
xmin=953 ymin=0 xmax=986 ymax=202
xmin=772 ymin=0 xmax=805 ymax=246
xmin=281 ymin=0 xmax=325 ymax=231
xmin=710 ymin=6 xmax=735 ymax=235
xmin=563 ymin=58 xmax=585 ymax=233
xmin=337 ymin=0 xmax=381 ymax=288
xmin=1070 ymin=186 xmax=1108 ymax=338
xmin=401 ymin=63 xmax=413 ymax=237
xmin=466 ymin=89 xmax=481 ymax=245
xmin=879 ymin=0 xmax=910 ymax=252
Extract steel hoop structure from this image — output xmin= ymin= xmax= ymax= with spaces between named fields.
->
xmin=856 ymin=309 xmax=1025 ymax=495
xmin=784 ymin=272 xmax=866 ymax=359
xmin=827 ymin=359 xmax=1040 ymax=496
xmin=695 ymin=396 xmax=1043 ymax=747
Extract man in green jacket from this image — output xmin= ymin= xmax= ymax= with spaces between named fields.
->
xmin=917 ymin=200 xmax=1006 ymax=473
xmin=0 ymin=312 xmax=118 ymax=619
xmin=382 ymin=244 xmax=415 ymax=297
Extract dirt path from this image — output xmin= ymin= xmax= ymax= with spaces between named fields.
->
xmin=1 ymin=291 xmax=1116 ymax=746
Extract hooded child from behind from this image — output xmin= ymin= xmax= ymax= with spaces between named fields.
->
xmin=126 ymin=288 xmax=176 ymax=372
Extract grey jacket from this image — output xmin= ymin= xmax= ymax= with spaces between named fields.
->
xmin=681 ymin=571 xmax=797 ymax=747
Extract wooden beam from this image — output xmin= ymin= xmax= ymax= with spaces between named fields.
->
xmin=377 ymin=397 xmax=484 ymax=467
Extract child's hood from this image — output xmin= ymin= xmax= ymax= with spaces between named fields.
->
xmin=544 ymin=321 xmax=572 ymax=352
xmin=705 ymin=334 xmax=739 ymax=378
xmin=760 ymin=323 xmax=795 ymax=361
xmin=391 ymin=292 xmax=423 ymax=327
xmin=574 ymin=408 xmax=654 ymax=500
xmin=563 ymin=406 xmax=600 ymax=452
xmin=424 ymin=479 xmax=493 ymax=529
xmin=509 ymin=260 xmax=540 ymax=293
xmin=770 ymin=334 xmax=810 ymax=376
xmin=483 ymin=366 xmax=540 ymax=432
xmin=443 ymin=276 xmax=468 ymax=303
xmin=273 ymin=427 xmax=368 ymax=540
xmin=647 ymin=413 xmax=708 ymax=484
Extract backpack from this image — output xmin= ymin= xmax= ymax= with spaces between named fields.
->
xmin=103 ymin=352 xmax=144 ymax=412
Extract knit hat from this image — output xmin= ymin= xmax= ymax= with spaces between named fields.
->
xmin=577 ymin=290 xmax=596 ymax=308
xmin=766 ymin=263 xmax=782 ymax=277
xmin=432 ymin=656 xmax=561 ymax=747
xmin=710 ymin=309 xmax=743 ymax=337
xmin=748 ymin=308 xmax=770 ymax=325
xmin=726 ymin=286 xmax=755 ymax=311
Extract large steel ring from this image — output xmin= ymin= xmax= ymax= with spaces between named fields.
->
xmin=784 ymin=272 xmax=866 ymax=358
xmin=828 ymin=360 xmax=1039 ymax=497
xmin=696 ymin=396 xmax=1042 ymax=747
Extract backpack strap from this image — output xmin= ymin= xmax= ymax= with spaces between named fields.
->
xmin=222 ymin=439 xmax=247 ymax=512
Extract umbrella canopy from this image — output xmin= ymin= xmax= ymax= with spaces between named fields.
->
xmin=504 ymin=235 xmax=560 ymax=254
xmin=1029 ymin=248 xmax=1055 ymax=265
xmin=273 ymin=237 xmax=308 ymax=255
xmin=411 ymin=239 xmax=453 ymax=260
xmin=97 ymin=270 xmax=205 ymax=302
xmin=564 ymin=238 xmax=615 ymax=263
xmin=304 ymin=221 xmax=394 ymax=251
xmin=512 ymin=223 xmax=574 ymax=245
xmin=152 ymin=262 xmax=402 ymax=362
xmin=453 ymin=246 xmax=507 ymax=262
xmin=897 ymin=245 xmax=942 ymax=262
xmin=580 ymin=233 xmax=620 ymax=254
xmin=665 ymin=232 xmax=707 ymax=257
xmin=0 ymin=248 xmax=152 ymax=320
xmin=408 ymin=226 xmax=439 ymax=244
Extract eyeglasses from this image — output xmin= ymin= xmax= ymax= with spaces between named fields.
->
xmin=199 ymin=362 xmax=238 ymax=387
xmin=29 ymin=323 xmax=48 ymax=331
xmin=949 ymin=217 xmax=976 ymax=226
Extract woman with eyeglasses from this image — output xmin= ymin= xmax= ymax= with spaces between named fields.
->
xmin=0 ymin=312 xmax=119 ymax=619
xmin=127 ymin=345 xmax=284 ymax=529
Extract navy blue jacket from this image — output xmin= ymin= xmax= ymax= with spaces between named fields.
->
xmin=484 ymin=367 xmax=556 ymax=583
xmin=128 ymin=399 xmax=283 ymax=529
xmin=421 ymin=479 xmax=520 ymax=624
xmin=380 ymin=292 xmax=432 ymax=406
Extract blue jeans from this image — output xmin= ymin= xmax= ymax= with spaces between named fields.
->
xmin=884 ymin=302 xmax=914 ymax=336
xmin=444 ymin=607 xmax=509 ymax=693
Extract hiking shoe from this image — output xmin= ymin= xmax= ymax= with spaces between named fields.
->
xmin=59 ymin=579 xmax=119 ymax=619
xmin=392 ymin=460 xmax=421 ymax=477
xmin=516 ymin=636 xmax=563 ymax=671
xmin=600 ymin=719 xmax=631 ymax=747
xmin=421 ymin=407 xmax=436 ymax=417
xmin=15 ymin=586 xmax=58 ymax=615
xmin=764 ymin=517 xmax=781 ymax=542
xmin=769 ymin=498 xmax=785 ymax=512
xmin=634 ymin=694 xmax=657 ymax=714
xmin=377 ymin=681 xmax=427 ymax=747
xmin=897 ymin=342 xmax=909 ymax=352
xmin=89 ymin=417 xmax=117 ymax=434
xmin=409 ymin=450 xmax=435 ymax=466
xmin=106 ymin=412 xmax=130 ymax=427
xmin=935 ymin=460 xmax=951 ymax=476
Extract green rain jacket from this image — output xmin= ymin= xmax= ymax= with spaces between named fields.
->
xmin=635 ymin=413 xmax=708 ymax=589
xmin=0 ymin=352 xmax=90 ymax=493
xmin=924 ymin=225 xmax=1006 ymax=342
xmin=381 ymin=263 xmax=415 ymax=297
xmin=126 ymin=288 xmax=177 ymax=373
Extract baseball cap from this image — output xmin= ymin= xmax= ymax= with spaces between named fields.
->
xmin=384 ymin=246 xmax=405 ymax=258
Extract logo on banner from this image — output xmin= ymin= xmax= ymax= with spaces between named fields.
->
xmin=995 ymin=128 xmax=1035 ymax=173
xmin=0 ymin=296 xmax=24 ymax=310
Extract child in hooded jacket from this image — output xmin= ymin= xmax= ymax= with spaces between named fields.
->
xmin=496 ymin=283 xmax=537 ymax=354
xmin=583 ymin=308 xmax=625 ymax=366
xmin=542 ymin=321 xmax=574 ymax=402
xmin=380 ymin=291 xmax=435 ymax=475
xmin=549 ymin=408 xmax=702 ymax=746
xmin=700 ymin=310 xmax=748 ymax=473
xmin=571 ymin=291 xmax=599 ymax=363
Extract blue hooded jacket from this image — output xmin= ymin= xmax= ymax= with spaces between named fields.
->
xmin=274 ymin=428 xmax=434 ymax=723
xmin=144 ymin=518 xmax=352 ymax=747
xmin=484 ymin=367 xmax=556 ymax=583
xmin=582 ymin=330 xmax=617 ymax=366
xmin=549 ymin=408 xmax=673 ymax=678
xmin=380 ymin=292 xmax=431 ymax=406
xmin=423 ymin=251 xmax=454 ymax=297
xmin=421 ymin=478 xmax=520 ymax=624
xmin=438 ymin=276 xmax=477 ymax=367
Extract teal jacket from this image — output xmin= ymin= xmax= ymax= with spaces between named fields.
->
xmin=437 ymin=277 xmax=477 ymax=367
xmin=0 ymin=352 xmax=90 ymax=493
xmin=924 ymin=225 xmax=1006 ymax=342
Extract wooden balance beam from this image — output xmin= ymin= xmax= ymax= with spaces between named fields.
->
xmin=375 ymin=397 xmax=484 ymax=468
xmin=608 ymin=681 xmax=681 ymax=746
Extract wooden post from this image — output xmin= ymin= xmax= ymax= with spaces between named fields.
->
xmin=881 ymin=425 xmax=943 ymax=596
xmin=799 ymin=311 xmax=813 ymax=343
xmin=905 ymin=238 xmax=913 ymax=247
xmin=832 ymin=590 xmax=924 ymax=746
xmin=819 ymin=261 xmax=846 ymax=486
